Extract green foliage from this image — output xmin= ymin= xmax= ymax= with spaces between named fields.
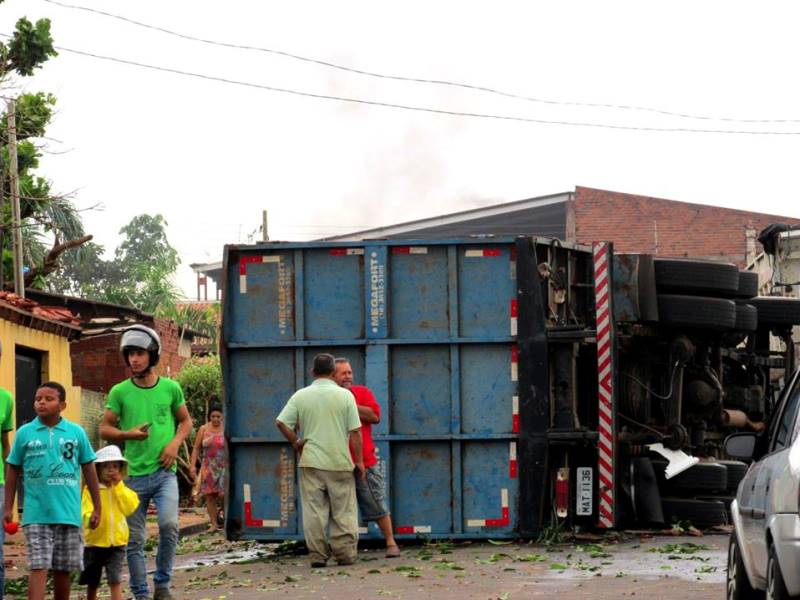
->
xmin=159 ymin=302 xmax=220 ymax=345
xmin=174 ymin=355 xmax=222 ymax=425
xmin=48 ymin=213 xmax=182 ymax=313
xmin=115 ymin=214 xmax=180 ymax=276
xmin=10 ymin=91 xmax=56 ymax=140
xmin=103 ymin=214 xmax=181 ymax=312
xmin=0 ymin=17 xmax=57 ymax=77
xmin=44 ymin=241 xmax=115 ymax=297
xmin=0 ymin=12 xmax=79 ymax=290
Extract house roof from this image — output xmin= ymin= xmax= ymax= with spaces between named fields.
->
xmin=321 ymin=192 xmax=571 ymax=241
xmin=23 ymin=289 xmax=153 ymax=329
xmin=188 ymin=191 xmax=572 ymax=287
xmin=0 ymin=293 xmax=82 ymax=340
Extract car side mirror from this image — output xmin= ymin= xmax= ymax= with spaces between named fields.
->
xmin=724 ymin=433 xmax=757 ymax=460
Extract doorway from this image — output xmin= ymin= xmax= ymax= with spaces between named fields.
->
xmin=15 ymin=347 xmax=43 ymax=429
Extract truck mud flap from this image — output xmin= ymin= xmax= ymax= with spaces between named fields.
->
xmin=631 ymin=457 xmax=664 ymax=526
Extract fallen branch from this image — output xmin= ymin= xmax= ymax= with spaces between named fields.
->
xmin=20 ymin=233 xmax=92 ymax=287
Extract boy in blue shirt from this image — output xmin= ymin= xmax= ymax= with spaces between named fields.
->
xmin=4 ymin=381 xmax=101 ymax=600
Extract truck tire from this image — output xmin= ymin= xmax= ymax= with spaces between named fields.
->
xmin=697 ymin=495 xmax=735 ymax=515
xmin=651 ymin=460 xmax=729 ymax=493
xmin=654 ymin=258 xmax=740 ymax=295
xmin=727 ymin=532 xmax=765 ymax=600
xmin=734 ymin=303 xmax=758 ymax=332
xmin=749 ymin=297 xmax=800 ymax=326
xmin=661 ymin=497 xmax=728 ymax=528
xmin=733 ymin=272 xmax=759 ymax=299
xmin=718 ymin=460 xmax=749 ymax=493
xmin=657 ymin=295 xmax=737 ymax=330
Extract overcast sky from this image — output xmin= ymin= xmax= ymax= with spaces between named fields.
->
xmin=3 ymin=0 xmax=800 ymax=299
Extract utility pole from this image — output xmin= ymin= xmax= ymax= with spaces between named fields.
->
xmin=7 ymin=100 xmax=24 ymax=297
xmin=0 ymin=130 xmax=4 ymax=291
xmin=262 ymin=210 xmax=269 ymax=241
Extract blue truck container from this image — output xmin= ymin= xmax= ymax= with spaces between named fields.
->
xmin=222 ymin=235 xmax=800 ymax=540
xmin=221 ymin=237 xmax=542 ymax=541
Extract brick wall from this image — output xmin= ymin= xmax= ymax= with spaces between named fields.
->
xmin=71 ymin=320 xmax=190 ymax=393
xmin=570 ymin=187 xmax=800 ymax=266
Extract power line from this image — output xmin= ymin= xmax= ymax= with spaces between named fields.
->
xmin=20 ymin=38 xmax=800 ymax=136
xmin=41 ymin=0 xmax=800 ymax=125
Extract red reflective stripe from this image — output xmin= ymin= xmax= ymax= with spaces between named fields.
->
xmin=510 ymin=460 xmax=518 ymax=478
xmin=329 ymin=248 xmax=347 ymax=255
xmin=596 ymin=288 xmax=609 ymax=304
xmin=482 ymin=504 xmax=511 ymax=527
xmin=510 ymin=245 xmax=517 ymax=260
xmin=593 ymin=243 xmax=609 ymax=262
xmin=239 ymin=255 xmax=261 ymax=275
xmin=599 ymin=504 xmax=613 ymax=522
xmin=510 ymin=299 xmax=518 ymax=318
xmin=483 ymin=248 xmax=501 ymax=256
xmin=392 ymin=247 xmax=411 ymax=254
xmin=512 ymin=414 xmax=520 ymax=433
xmin=511 ymin=346 xmax=519 ymax=362
xmin=243 ymin=502 xmax=263 ymax=527
xmin=593 ymin=242 xmax=615 ymax=529
xmin=396 ymin=526 xmax=413 ymax=534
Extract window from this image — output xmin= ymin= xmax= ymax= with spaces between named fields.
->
xmin=774 ymin=378 xmax=800 ymax=451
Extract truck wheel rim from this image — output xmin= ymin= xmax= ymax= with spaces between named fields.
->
xmin=727 ymin=540 xmax=737 ymax=599
xmin=728 ymin=541 xmax=739 ymax=600
xmin=767 ymin=555 xmax=775 ymax=600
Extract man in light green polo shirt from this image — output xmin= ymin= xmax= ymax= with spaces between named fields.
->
xmin=276 ymin=353 xmax=364 ymax=568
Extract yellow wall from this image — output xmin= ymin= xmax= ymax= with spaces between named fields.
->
xmin=0 ymin=318 xmax=81 ymax=434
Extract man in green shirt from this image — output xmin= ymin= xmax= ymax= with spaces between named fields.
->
xmin=0 ymin=340 xmax=14 ymax=595
xmin=277 ymin=353 xmax=364 ymax=568
xmin=99 ymin=325 xmax=193 ymax=600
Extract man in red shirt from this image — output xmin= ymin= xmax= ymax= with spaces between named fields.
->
xmin=333 ymin=358 xmax=400 ymax=558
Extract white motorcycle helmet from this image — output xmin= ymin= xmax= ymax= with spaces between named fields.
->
xmin=120 ymin=324 xmax=161 ymax=368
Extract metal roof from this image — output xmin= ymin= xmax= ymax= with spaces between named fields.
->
xmin=321 ymin=192 xmax=571 ymax=241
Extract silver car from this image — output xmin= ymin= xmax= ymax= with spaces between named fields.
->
xmin=727 ymin=367 xmax=800 ymax=600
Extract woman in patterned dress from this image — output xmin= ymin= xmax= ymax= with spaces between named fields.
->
xmin=189 ymin=403 xmax=227 ymax=532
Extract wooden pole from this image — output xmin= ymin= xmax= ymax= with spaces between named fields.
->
xmin=0 ymin=131 xmax=4 ymax=291
xmin=7 ymin=100 xmax=24 ymax=297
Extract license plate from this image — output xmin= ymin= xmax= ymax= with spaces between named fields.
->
xmin=576 ymin=467 xmax=593 ymax=516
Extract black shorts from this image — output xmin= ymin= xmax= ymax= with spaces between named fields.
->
xmin=78 ymin=546 xmax=126 ymax=587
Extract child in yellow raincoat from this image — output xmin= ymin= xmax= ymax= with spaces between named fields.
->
xmin=79 ymin=445 xmax=140 ymax=600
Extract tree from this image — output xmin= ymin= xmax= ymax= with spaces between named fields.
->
xmin=160 ymin=302 xmax=220 ymax=346
xmin=173 ymin=354 xmax=222 ymax=494
xmin=48 ymin=213 xmax=183 ymax=314
xmin=105 ymin=214 xmax=181 ymax=312
xmin=0 ymin=13 xmax=92 ymax=289
xmin=174 ymin=355 xmax=222 ymax=426
xmin=43 ymin=240 xmax=118 ymax=298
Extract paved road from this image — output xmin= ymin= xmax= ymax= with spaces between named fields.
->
xmin=165 ymin=533 xmax=727 ymax=599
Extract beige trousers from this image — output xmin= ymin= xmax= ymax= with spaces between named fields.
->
xmin=299 ymin=467 xmax=358 ymax=564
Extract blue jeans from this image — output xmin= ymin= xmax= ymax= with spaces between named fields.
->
xmin=0 ymin=484 xmax=4 ymax=596
xmin=126 ymin=469 xmax=179 ymax=598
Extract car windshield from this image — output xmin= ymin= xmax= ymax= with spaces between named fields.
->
xmin=774 ymin=377 xmax=800 ymax=451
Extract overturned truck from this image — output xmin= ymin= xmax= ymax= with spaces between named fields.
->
xmin=221 ymin=237 xmax=800 ymax=540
